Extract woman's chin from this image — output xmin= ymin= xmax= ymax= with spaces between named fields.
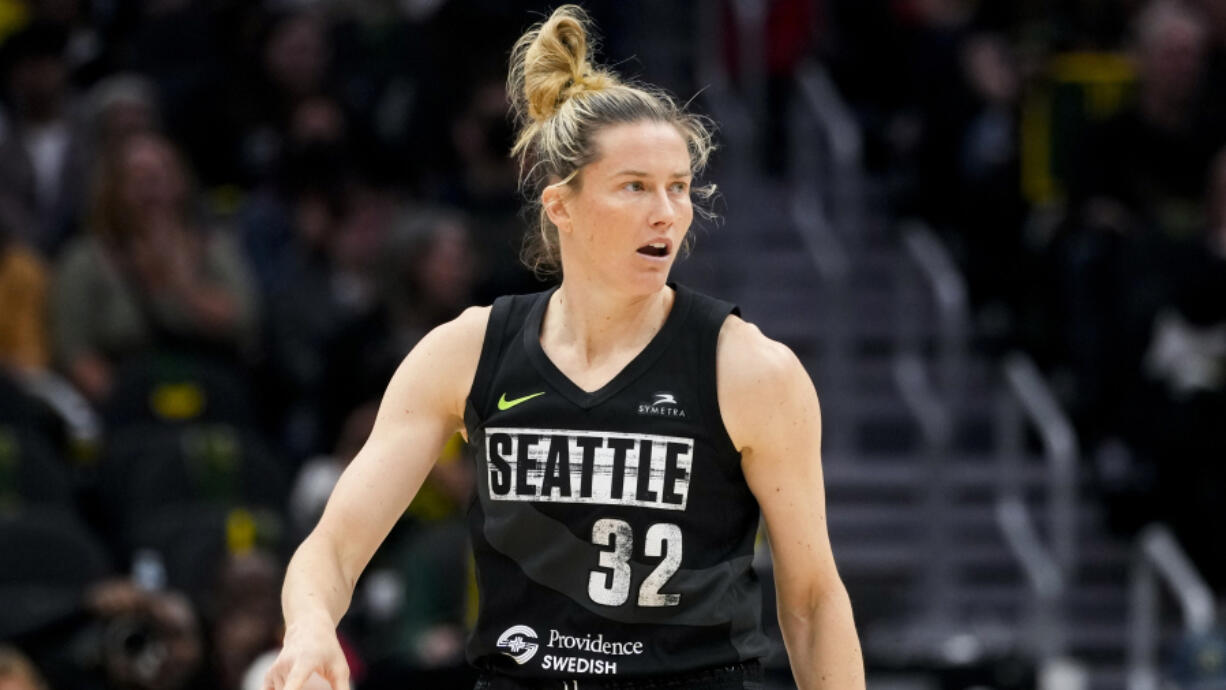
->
xmin=625 ymin=266 xmax=671 ymax=291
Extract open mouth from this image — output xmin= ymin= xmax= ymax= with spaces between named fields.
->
xmin=637 ymin=242 xmax=670 ymax=258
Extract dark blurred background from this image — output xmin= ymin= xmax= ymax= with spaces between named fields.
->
xmin=0 ymin=1 xmax=1223 ymax=689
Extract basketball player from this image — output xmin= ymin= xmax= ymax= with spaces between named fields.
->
xmin=264 ymin=6 xmax=863 ymax=689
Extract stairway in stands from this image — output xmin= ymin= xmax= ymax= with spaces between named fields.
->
xmin=674 ymin=166 xmax=1134 ymax=689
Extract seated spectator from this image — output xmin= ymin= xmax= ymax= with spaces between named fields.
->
xmin=442 ymin=79 xmax=540 ymax=301
xmin=50 ymin=132 xmax=259 ymax=404
xmin=205 ymin=551 xmax=287 ymax=690
xmin=0 ymin=223 xmax=50 ymax=372
xmin=84 ymin=578 xmax=205 ymax=690
xmin=955 ymin=31 xmax=1027 ymax=339
xmin=1041 ymin=0 xmax=1225 ymax=441
xmin=83 ymin=73 xmax=161 ymax=170
xmin=315 ymin=206 xmax=476 ymax=453
xmin=0 ymin=21 xmax=89 ymax=257
xmin=376 ymin=206 xmax=478 ymax=350
xmin=0 ymin=75 xmax=157 ymax=435
xmin=239 ymin=95 xmax=353 ymax=296
xmin=1 ymin=507 xmax=111 ymax=689
xmin=231 ymin=9 xmax=335 ymax=184
xmin=0 ymin=210 xmax=102 ymax=457
xmin=0 ymin=210 xmax=99 ymax=455
xmin=1073 ymin=0 xmax=1223 ymax=241
xmin=259 ymin=172 xmax=392 ymax=458
xmin=1107 ymin=148 xmax=1226 ymax=590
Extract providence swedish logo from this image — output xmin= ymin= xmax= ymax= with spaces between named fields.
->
xmin=497 ymin=624 xmax=540 ymax=665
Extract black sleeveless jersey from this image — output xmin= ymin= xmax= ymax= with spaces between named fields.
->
xmin=462 ymin=282 xmax=770 ymax=681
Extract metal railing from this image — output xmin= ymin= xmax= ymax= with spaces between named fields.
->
xmin=696 ymin=0 xmax=866 ymax=460
xmin=894 ymin=222 xmax=1086 ymax=678
xmin=1002 ymin=353 xmax=1078 ymax=573
xmin=1128 ymin=524 xmax=1218 ymax=690
xmin=789 ymin=62 xmax=861 ymax=454
xmin=790 ymin=63 xmax=856 ymax=280
xmin=794 ymin=60 xmax=863 ymax=254
xmin=996 ymin=494 xmax=1066 ymax=659
xmin=893 ymin=220 xmax=967 ymax=627
xmin=899 ymin=222 xmax=968 ymax=396
xmin=996 ymin=352 xmax=1079 ymax=661
xmin=894 ymin=352 xmax=955 ymax=627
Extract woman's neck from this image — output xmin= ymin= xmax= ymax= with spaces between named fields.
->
xmin=545 ymin=276 xmax=674 ymax=366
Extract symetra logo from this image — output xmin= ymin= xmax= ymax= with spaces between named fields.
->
xmin=496 ymin=625 xmax=540 ymax=665
xmin=637 ymin=390 xmax=686 ymax=418
xmin=498 ymin=391 xmax=545 ymax=411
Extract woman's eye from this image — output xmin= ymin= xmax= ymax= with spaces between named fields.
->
xmin=670 ymin=182 xmax=689 ymax=193
xmin=624 ymin=181 xmax=644 ymax=192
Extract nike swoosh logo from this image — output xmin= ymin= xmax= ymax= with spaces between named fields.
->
xmin=498 ymin=392 xmax=546 ymax=411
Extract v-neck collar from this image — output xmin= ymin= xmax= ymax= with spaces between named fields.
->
xmin=524 ymin=282 xmax=693 ymax=410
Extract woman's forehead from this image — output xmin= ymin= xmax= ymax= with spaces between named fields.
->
xmin=588 ymin=121 xmax=691 ymax=175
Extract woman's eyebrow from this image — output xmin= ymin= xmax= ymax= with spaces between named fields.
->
xmin=611 ymin=169 xmax=692 ymax=178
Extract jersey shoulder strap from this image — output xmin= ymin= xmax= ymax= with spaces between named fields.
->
xmin=674 ymin=283 xmax=742 ymax=455
xmin=467 ymin=290 xmax=547 ymax=418
xmin=677 ymin=283 xmax=740 ymax=332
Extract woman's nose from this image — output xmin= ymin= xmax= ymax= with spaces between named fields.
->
xmin=648 ymin=189 xmax=675 ymax=226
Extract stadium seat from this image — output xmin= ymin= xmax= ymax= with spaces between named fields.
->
xmin=101 ymin=352 xmax=256 ymax=430
xmin=0 ymin=423 xmax=74 ymax=511
xmin=0 ymin=508 xmax=112 ymax=638
xmin=125 ymin=502 xmax=285 ymax=611
xmin=98 ymin=423 xmax=289 ymax=552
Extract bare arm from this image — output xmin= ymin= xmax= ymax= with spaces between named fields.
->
xmin=718 ymin=317 xmax=864 ymax=690
xmin=268 ymin=306 xmax=489 ymax=690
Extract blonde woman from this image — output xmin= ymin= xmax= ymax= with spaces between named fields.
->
xmin=265 ymin=6 xmax=863 ymax=689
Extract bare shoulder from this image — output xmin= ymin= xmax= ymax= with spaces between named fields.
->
xmin=384 ymin=305 xmax=492 ymax=423
xmin=716 ymin=314 xmax=803 ymax=386
xmin=429 ymin=304 xmax=491 ymax=350
xmin=408 ymin=304 xmax=490 ymax=371
xmin=716 ymin=314 xmax=819 ymax=452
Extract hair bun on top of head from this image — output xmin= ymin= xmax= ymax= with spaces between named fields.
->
xmin=508 ymin=4 xmax=615 ymax=127
xmin=506 ymin=4 xmax=718 ymax=277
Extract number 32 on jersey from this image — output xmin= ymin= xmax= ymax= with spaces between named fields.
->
xmin=588 ymin=519 xmax=682 ymax=607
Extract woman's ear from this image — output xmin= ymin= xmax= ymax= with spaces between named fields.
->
xmin=542 ymin=184 xmax=572 ymax=235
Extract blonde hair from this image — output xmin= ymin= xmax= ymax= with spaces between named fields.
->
xmin=508 ymin=4 xmax=716 ymax=277
xmin=89 ymin=132 xmax=194 ymax=249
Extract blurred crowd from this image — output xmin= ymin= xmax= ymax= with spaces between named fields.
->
xmin=0 ymin=0 xmax=601 ymax=687
xmin=3 ymin=0 xmax=1226 ymax=687
xmin=824 ymin=0 xmax=1226 ymax=589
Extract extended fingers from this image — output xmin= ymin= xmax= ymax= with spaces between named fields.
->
xmin=327 ymin=663 xmax=351 ymax=689
xmin=282 ymin=666 xmax=313 ymax=690
xmin=261 ymin=662 xmax=284 ymax=690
